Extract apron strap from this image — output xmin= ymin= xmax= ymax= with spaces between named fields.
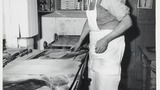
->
xmin=87 ymin=0 xmax=98 ymax=10
xmin=87 ymin=0 xmax=91 ymax=10
xmin=94 ymin=0 xmax=98 ymax=10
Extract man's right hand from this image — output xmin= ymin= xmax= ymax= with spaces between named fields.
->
xmin=70 ymin=43 xmax=81 ymax=52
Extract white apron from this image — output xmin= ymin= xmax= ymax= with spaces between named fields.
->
xmin=86 ymin=0 xmax=125 ymax=90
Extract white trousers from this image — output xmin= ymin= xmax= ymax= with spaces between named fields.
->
xmin=88 ymin=68 xmax=121 ymax=90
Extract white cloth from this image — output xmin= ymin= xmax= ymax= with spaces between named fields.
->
xmin=86 ymin=0 xmax=126 ymax=90
xmin=89 ymin=30 xmax=125 ymax=75
xmin=88 ymin=30 xmax=125 ymax=90
xmin=86 ymin=0 xmax=100 ymax=31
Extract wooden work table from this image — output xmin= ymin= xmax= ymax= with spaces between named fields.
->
xmin=139 ymin=46 xmax=156 ymax=90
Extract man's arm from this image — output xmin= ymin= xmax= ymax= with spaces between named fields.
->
xmin=71 ymin=20 xmax=90 ymax=51
xmin=104 ymin=14 xmax=132 ymax=42
xmin=95 ymin=14 xmax=132 ymax=53
xmin=78 ymin=20 xmax=90 ymax=45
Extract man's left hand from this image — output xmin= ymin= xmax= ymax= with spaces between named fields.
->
xmin=95 ymin=38 xmax=109 ymax=53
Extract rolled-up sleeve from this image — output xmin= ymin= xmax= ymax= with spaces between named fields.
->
xmin=100 ymin=0 xmax=130 ymax=21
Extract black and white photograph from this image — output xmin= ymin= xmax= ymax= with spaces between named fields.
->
xmin=1 ymin=0 xmax=158 ymax=90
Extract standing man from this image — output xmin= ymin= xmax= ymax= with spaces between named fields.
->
xmin=72 ymin=0 xmax=132 ymax=90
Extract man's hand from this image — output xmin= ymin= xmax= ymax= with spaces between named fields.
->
xmin=95 ymin=38 xmax=109 ymax=53
xmin=70 ymin=43 xmax=81 ymax=52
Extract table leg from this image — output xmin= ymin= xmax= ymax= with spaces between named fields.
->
xmin=142 ymin=54 xmax=147 ymax=90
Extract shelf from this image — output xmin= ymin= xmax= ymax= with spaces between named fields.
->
xmin=55 ymin=0 xmax=89 ymax=11
xmin=38 ymin=10 xmax=54 ymax=13
xmin=38 ymin=0 xmax=89 ymax=13
xmin=42 ymin=10 xmax=87 ymax=18
xmin=38 ymin=0 xmax=55 ymax=12
xmin=56 ymin=9 xmax=86 ymax=11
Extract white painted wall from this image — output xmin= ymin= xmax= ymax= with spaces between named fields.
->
xmin=56 ymin=17 xmax=86 ymax=35
xmin=39 ymin=16 xmax=86 ymax=50
xmin=39 ymin=17 xmax=56 ymax=50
